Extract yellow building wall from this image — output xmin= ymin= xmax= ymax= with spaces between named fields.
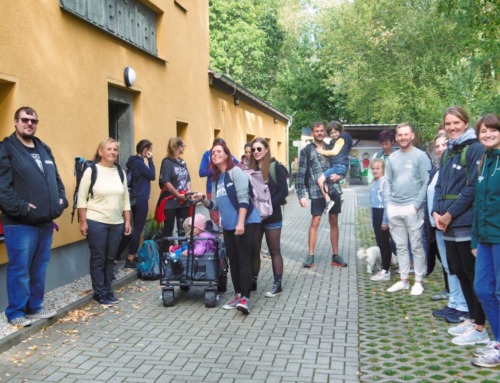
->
xmin=0 ymin=1 xmax=288 ymax=264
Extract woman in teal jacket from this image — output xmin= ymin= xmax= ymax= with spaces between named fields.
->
xmin=471 ymin=113 xmax=500 ymax=368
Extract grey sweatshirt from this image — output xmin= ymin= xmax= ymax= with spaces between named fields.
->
xmin=383 ymin=147 xmax=432 ymax=210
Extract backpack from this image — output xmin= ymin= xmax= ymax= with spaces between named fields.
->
xmin=269 ymin=162 xmax=287 ymax=206
xmin=136 ymin=240 xmax=161 ymax=280
xmin=440 ymin=145 xmax=470 ymax=201
xmin=71 ymin=158 xmax=125 ymax=223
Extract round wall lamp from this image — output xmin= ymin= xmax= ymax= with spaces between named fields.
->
xmin=274 ymin=118 xmax=278 ymax=123
xmin=234 ymin=97 xmax=240 ymax=107
xmin=124 ymin=67 xmax=136 ymax=87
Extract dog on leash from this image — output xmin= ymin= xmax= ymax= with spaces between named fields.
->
xmin=357 ymin=246 xmax=398 ymax=273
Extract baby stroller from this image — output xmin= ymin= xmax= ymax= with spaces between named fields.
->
xmin=157 ymin=192 xmax=228 ymax=308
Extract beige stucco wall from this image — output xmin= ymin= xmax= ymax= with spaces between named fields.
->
xmin=0 ymin=0 xmax=287 ymax=264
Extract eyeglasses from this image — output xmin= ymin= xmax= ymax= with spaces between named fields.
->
xmin=180 ymin=144 xmax=186 ymax=148
xmin=20 ymin=118 xmax=39 ymax=125
xmin=251 ymin=147 xmax=263 ymax=153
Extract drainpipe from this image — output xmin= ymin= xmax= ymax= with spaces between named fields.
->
xmin=286 ymin=111 xmax=297 ymax=172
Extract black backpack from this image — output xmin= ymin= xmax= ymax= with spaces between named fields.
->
xmin=269 ymin=161 xmax=288 ymax=206
xmin=303 ymin=143 xmax=316 ymax=189
xmin=71 ymin=157 xmax=124 ymax=223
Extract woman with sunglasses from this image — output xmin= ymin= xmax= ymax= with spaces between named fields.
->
xmin=249 ymin=138 xmax=288 ymax=297
xmin=158 ymin=138 xmax=191 ymax=251
xmin=194 ymin=142 xmax=261 ymax=314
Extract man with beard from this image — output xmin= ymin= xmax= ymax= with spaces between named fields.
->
xmin=0 ymin=107 xmax=68 ymax=327
xmin=384 ymin=123 xmax=431 ymax=296
xmin=296 ymin=122 xmax=348 ymax=268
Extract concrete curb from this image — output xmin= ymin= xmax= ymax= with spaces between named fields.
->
xmin=0 ymin=270 xmax=138 ymax=354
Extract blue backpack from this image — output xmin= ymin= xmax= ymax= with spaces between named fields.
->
xmin=137 ymin=240 xmax=161 ymax=280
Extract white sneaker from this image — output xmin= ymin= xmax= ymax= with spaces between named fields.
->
xmin=410 ymin=283 xmax=424 ymax=296
xmin=387 ymin=281 xmax=409 ymax=292
xmin=371 ymin=270 xmax=391 ymax=281
xmin=448 ymin=319 xmax=474 ymax=336
xmin=452 ymin=327 xmax=490 ymax=346
xmin=323 ymin=200 xmax=335 ymax=214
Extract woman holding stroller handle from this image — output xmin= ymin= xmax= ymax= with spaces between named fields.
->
xmin=117 ymin=140 xmax=155 ymax=269
xmin=158 ymin=138 xmax=191 ymax=252
xmin=248 ymin=138 xmax=288 ymax=298
xmin=77 ymin=138 xmax=132 ymax=308
xmin=194 ymin=142 xmax=261 ymax=314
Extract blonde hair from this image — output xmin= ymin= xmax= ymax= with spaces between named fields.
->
xmin=370 ymin=158 xmax=385 ymax=170
xmin=167 ymin=137 xmax=184 ymax=158
xmin=94 ymin=138 xmax=120 ymax=162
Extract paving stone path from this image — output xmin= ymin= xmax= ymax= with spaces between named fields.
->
xmin=0 ymin=190 xmax=360 ymax=383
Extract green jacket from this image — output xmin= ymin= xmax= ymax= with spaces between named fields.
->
xmin=472 ymin=149 xmax=500 ymax=248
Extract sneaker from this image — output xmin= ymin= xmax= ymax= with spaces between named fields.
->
xmin=261 ymin=250 xmax=271 ymax=259
xmin=324 ymin=200 xmax=335 ymax=214
xmin=431 ymin=289 xmax=450 ymax=301
xmin=331 ymin=254 xmax=348 ymax=267
xmin=370 ymin=270 xmax=391 ymax=281
xmin=223 ymin=296 xmax=240 ymax=310
xmin=444 ymin=310 xmax=469 ymax=324
xmin=452 ymin=327 xmax=490 ymax=346
xmin=94 ymin=294 xmax=112 ymax=307
xmin=473 ymin=341 xmax=500 ymax=357
xmin=448 ymin=319 xmax=474 ymax=336
xmin=387 ymin=281 xmax=409 ymax=292
xmin=124 ymin=259 xmax=137 ymax=268
xmin=303 ymin=255 xmax=315 ymax=268
xmin=433 ymin=306 xmax=456 ymax=318
xmin=472 ymin=349 xmax=500 ymax=368
xmin=26 ymin=308 xmax=56 ymax=320
xmin=265 ymin=282 xmax=282 ymax=298
xmin=9 ymin=317 xmax=32 ymax=327
xmin=410 ymin=283 xmax=424 ymax=296
xmin=236 ymin=297 xmax=250 ymax=314
xmin=106 ymin=292 xmax=119 ymax=304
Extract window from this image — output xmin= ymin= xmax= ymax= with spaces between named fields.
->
xmin=246 ymin=134 xmax=256 ymax=144
xmin=0 ymin=79 xmax=16 ymax=139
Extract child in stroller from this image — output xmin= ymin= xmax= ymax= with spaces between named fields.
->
xmin=169 ymin=214 xmax=217 ymax=257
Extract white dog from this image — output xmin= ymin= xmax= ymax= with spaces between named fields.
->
xmin=357 ymin=246 xmax=398 ymax=273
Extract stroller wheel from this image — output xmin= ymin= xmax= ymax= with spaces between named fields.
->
xmin=162 ymin=288 xmax=175 ymax=307
xmin=205 ymin=290 xmax=216 ymax=308
xmin=217 ymin=275 xmax=227 ymax=292
xmin=180 ymin=285 xmax=190 ymax=292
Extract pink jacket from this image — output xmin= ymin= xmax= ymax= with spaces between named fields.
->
xmin=192 ymin=232 xmax=217 ymax=256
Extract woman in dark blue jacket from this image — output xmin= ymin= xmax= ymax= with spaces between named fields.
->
xmin=118 ymin=140 xmax=155 ymax=268
xmin=432 ymin=106 xmax=488 ymax=346
xmin=248 ymin=138 xmax=289 ymax=298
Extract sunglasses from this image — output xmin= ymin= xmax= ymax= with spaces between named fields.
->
xmin=251 ymin=147 xmax=263 ymax=153
xmin=20 ymin=118 xmax=39 ymax=125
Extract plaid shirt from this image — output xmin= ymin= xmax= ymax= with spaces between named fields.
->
xmin=296 ymin=142 xmax=330 ymax=200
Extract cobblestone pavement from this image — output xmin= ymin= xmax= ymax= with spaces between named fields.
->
xmin=0 ymin=190 xmax=360 ymax=383
xmin=356 ymin=206 xmax=500 ymax=383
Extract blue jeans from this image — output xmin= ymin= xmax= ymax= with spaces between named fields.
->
xmin=474 ymin=243 xmax=500 ymax=341
xmin=4 ymin=224 xmax=53 ymax=321
xmin=324 ymin=164 xmax=347 ymax=178
xmin=436 ymin=231 xmax=468 ymax=312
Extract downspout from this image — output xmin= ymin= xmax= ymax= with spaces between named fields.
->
xmin=286 ymin=111 xmax=297 ymax=172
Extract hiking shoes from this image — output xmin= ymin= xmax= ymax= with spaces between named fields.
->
xmin=370 ymin=270 xmax=390 ymax=281
xmin=473 ymin=341 xmax=500 ymax=357
xmin=331 ymin=254 xmax=347 ymax=267
xmin=236 ymin=297 xmax=250 ymax=314
xmin=265 ymin=282 xmax=282 ymax=298
xmin=387 ymin=281 xmax=409 ymax=292
xmin=94 ymin=294 xmax=113 ymax=307
xmin=452 ymin=327 xmax=490 ymax=346
xmin=448 ymin=319 xmax=474 ymax=336
xmin=431 ymin=289 xmax=450 ymax=301
xmin=26 ymin=308 xmax=56 ymax=320
xmin=9 ymin=317 xmax=32 ymax=327
xmin=106 ymin=293 xmax=119 ymax=304
xmin=303 ymin=255 xmax=315 ymax=268
xmin=223 ymin=296 xmax=240 ymax=310
xmin=432 ymin=306 xmax=456 ymax=318
xmin=472 ymin=348 xmax=500 ymax=368
xmin=445 ymin=310 xmax=469 ymax=324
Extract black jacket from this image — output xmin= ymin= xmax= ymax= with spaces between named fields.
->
xmin=263 ymin=159 xmax=289 ymax=225
xmin=0 ymin=133 xmax=68 ymax=225
xmin=127 ymin=155 xmax=155 ymax=201
xmin=424 ymin=166 xmax=439 ymax=275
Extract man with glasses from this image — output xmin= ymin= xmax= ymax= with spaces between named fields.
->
xmin=296 ymin=122 xmax=348 ymax=269
xmin=0 ymin=107 xmax=68 ymax=327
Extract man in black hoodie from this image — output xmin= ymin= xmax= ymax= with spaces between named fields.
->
xmin=0 ymin=107 xmax=68 ymax=327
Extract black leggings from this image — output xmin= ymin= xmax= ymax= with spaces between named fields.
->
xmin=445 ymin=240 xmax=486 ymax=326
xmin=251 ymin=224 xmax=284 ymax=278
xmin=372 ymin=208 xmax=392 ymax=272
xmin=162 ymin=206 xmax=190 ymax=252
xmin=223 ymin=223 xmax=258 ymax=298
